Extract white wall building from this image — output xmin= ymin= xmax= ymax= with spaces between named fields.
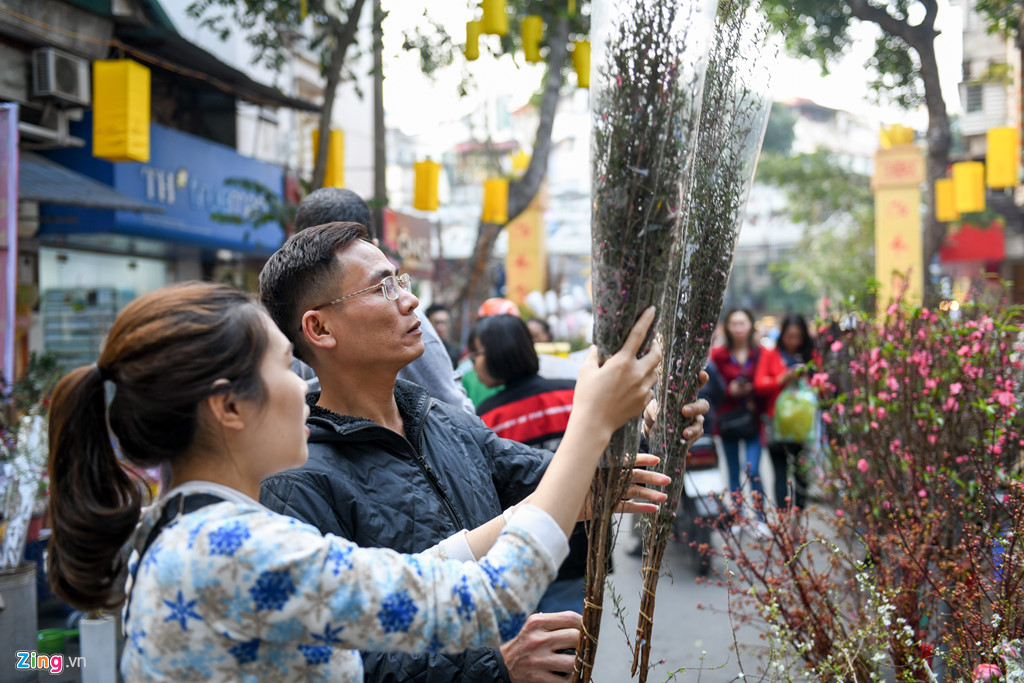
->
xmin=161 ymin=0 xmax=376 ymax=198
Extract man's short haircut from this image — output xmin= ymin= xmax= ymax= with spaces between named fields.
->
xmin=470 ymin=314 xmax=539 ymax=384
xmin=259 ymin=221 xmax=369 ymax=362
xmin=425 ymin=303 xmax=450 ymax=319
xmin=294 ymin=187 xmax=375 ymax=240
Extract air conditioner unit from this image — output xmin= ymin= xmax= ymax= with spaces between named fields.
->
xmin=32 ymin=47 xmax=91 ymax=107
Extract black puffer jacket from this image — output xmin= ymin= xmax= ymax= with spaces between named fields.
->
xmin=260 ymin=379 xmax=551 ymax=682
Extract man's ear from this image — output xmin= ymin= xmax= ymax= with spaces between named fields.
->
xmin=205 ymin=380 xmax=246 ymax=432
xmin=301 ymin=310 xmax=338 ymax=351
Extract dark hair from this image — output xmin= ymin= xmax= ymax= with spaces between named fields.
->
xmin=526 ymin=318 xmax=552 ymax=342
xmin=295 ymin=187 xmax=375 ymax=240
xmin=259 ymin=221 xmax=369 ymax=362
xmin=425 ymin=303 xmax=450 ymax=319
xmin=722 ymin=308 xmax=756 ymax=350
xmin=47 ymin=282 xmax=269 ymax=610
xmin=778 ymin=313 xmax=815 ymax=363
xmin=470 ymin=314 xmax=539 ymax=384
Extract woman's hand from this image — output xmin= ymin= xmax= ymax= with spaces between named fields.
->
xmin=572 ymin=307 xmax=663 ymax=439
xmin=728 ymin=378 xmax=751 ymax=397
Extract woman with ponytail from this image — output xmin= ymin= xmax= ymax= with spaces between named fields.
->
xmin=46 ymin=281 xmax=667 ymax=681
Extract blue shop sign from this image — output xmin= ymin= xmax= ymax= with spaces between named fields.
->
xmin=41 ymin=113 xmax=285 ymax=253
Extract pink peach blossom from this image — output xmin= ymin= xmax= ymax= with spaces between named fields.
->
xmin=856 ymin=459 xmax=869 ymax=474
xmin=950 ymin=382 xmax=962 ymax=395
xmin=973 ymin=663 xmax=1002 ymax=682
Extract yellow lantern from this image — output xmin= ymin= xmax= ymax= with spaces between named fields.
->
xmin=511 ymin=149 xmax=531 ymax=173
xmin=572 ymin=40 xmax=590 ymax=89
xmin=934 ymin=178 xmax=959 ymax=222
xmin=482 ymin=178 xmax=509 ymax=224
xmin=481 ymin=0 xmax=508 ymax=36
xmin=521 ymin=16 xmax=543 ymax=63
xmin=879 ymin=124 xmax=915 ymax=149
xmin=93 ymin=59 xmax=151 ymax=163
xmin=312 ymin=129 xmax=345 ymax=188
xmin=952 ymin=161 xmax=985 ymax=214
xmin=413 ymin=160 xmax=441 ymax=211
xmin=465 ymin=20 xmax=482 ymax=61
xmin=986 ymin=127 xmax=1019 ymax=189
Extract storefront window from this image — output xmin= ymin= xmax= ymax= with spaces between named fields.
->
xmin=38 ymin=248 xmax=169 ymax=371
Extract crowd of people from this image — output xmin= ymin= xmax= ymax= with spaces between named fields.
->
xmin=40 ymin=184 xmax=819 ymax=680
xmin=43 ymin=188 xmax=711 ymax=682
xmin=712 ymin=309 xmax=822 ymax=516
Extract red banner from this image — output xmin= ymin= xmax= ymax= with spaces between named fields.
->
xmin=939 ymin=221 xmax=1006 ymax=263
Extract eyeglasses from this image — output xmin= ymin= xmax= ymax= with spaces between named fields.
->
xmin=311 ymin=273 xmax=413 ymax=311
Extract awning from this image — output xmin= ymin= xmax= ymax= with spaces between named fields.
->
xmin=19 ymin=152 xmax=164 ymax=213
xmin=114 ymin=33 xmax=321 ymax=113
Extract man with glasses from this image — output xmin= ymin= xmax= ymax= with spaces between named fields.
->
xmin=289 ymin=186 xmax=474 ymax=414
xmin=258 ymin=221 xmax=708 ymax=682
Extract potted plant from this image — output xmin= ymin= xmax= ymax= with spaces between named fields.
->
xmin=0 ymin=352 xmax=60 ymax=679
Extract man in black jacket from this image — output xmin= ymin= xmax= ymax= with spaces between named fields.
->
xmin=258 ymin=222 xmax=707 ymax=681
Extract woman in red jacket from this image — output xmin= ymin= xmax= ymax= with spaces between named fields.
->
xmin=754 ymin=314 xmax=818 ymax=510
xmin=710 ymin=308 xmax=764 ymax=511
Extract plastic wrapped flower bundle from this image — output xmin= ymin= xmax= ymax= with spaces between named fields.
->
xmin=633 ymin=1 xmax=775 ymax=678
xmin=575 ymin=0 xmax=715 ymax=680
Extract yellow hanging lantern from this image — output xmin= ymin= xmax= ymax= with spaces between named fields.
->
xmin=572 ymin=40 xmax=590 ymax=89
xmin=521 ymin=16 xmax=543 ymax=63
xmin=465 ymin=20 xmax=482 ymax=61
xmin=511 ymin=149 xmax=531 ymax=173
xmin=93 ymin=59 xmax=151 ymax=163
xmin=413 ymin=160 xmax=441 ymax=211
xmin=934 ymin=178 xmax=959 ymax=222
xmin=879 ymin=124 xmax=915 ymax=149
xmin=952 ymin=161 xmax=985 ymax=214
xmin=481 ymin=0 xmax=508 ymax=36
xmin=986 ymin=127 xmax=1019 ymax=189
xmin=312 ymin=129 xmax=345 ymax=188
xmin=482 ymin=178 xmax=509 ymax=224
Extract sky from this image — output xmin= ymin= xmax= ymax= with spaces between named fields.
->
xmin=381 ymin=0 xmax=965 ymax=136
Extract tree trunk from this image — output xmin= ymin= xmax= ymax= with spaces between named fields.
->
xmin=372 ymin=0 xmax=387 ymax=233
xmin=847 ymin=0 xmax=950 ymax=303
xmin=311 ymin=0 xmax=369 ymax=189
xmin=452 ymin=16 xmax=571 ymax=335
xmin=914 ymin=26 xmax=951 ymax=304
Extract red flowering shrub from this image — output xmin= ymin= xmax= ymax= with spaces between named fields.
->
xmin=717 ymin=289 xmax=1024 ymax=681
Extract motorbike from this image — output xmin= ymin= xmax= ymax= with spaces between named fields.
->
xmin=672 ymin=432 xmax=727 ymax=576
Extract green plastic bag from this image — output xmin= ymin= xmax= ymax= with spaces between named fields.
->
xmin=773 ymin=378 xmax=818 ymax=444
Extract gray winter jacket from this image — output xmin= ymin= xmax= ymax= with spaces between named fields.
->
xmin=260 ymin=379 xmax=551 ymax=682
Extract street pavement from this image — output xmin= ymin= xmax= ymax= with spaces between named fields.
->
xmin=590 ymin=452 xmax=782 ymax=683
xmin=590 ymin=522 xmax=767 ymax=683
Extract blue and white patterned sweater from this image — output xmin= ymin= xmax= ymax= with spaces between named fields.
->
xmin=121 ymin=483 xmax=566 ymax=682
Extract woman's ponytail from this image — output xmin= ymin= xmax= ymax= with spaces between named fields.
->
xmin=45 ymin=281 xmax=269 ymax=609
xmin=47 ymin=364 xmax=143 ymax=610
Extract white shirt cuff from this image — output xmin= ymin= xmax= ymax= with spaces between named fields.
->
xmin=507 ymin=503 xmax=570 ymax=568
xmin=430 ymin=529 xmax=475 ymax=562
